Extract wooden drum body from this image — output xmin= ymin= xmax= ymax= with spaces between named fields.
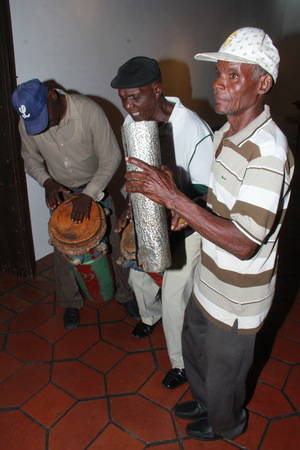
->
xmin=49 ymin=196 xmax=114 ymax=301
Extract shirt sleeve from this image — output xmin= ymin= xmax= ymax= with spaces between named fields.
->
xmin=231 ymin=154 xmax=286 ymax=245
xmin=19 ymin=120 xmax=51 ymax=187
xmin=188 ymin=132 xmax=214 ymax=190
xmin=81 ymin=102 xmax=122 ymax=201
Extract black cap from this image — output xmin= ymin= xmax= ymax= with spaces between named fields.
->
xmin=111 ymin=56 xmax=161 ymax=89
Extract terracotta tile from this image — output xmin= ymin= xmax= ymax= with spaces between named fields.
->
xmin=80 ymin=340 xmax=125 ymax=373
xmin=0 ymin=364 xmax=49 ymax=407
xmin=9 ymin=304 xmax=53 ymax=331
xmin=102 ymin=322 xmax=152 ymax=352
xmin=40 ymin=293 xmax=55 ymax=304
xmin=12 ymin=284 xmax=46 ymax=303
xmin=0 ymin=352 xmax=23 ymax=382
xmin=88 ymin=423 xmax=144 ymax=449
xmin=52 ymin=361 xmax=105 ymax=398
xmin=35 ymin=315 xmax=68 ymax=343
xmin=7 ymin=332 xmax=52 ymax=362
xmin=0 ymin=305 xmax=15 ymax=323
xmin=183 ymin=440 xmax=237 ymax=449
xmin=0 ymin=410 xmax=45 ymax=450
xmin=0 ymin=271 xmax=26 ymax=291
xmin=22 ymin=383 xmax=75 ymax=426
xmin=150 ymin=322 xmax=167 ymax=348
xmin=0 ymin=333 xmax=5 ymax=349
xmin=258 ymin=358 xmax=290 ymax=388
xmin=49 ymin=399 xmax=108 ymax=450
xmin=0 ymin=292 xmax=31 ymax=312
xmin=284 ymin=365 xmax=300 ymax=410
xmin=271 ymin=335 xmax=300 ymax=363
xmin=233 ymin=411 xmax=268 ymax=449
xmin=97 ymin=298 xmax=127 ymax=321
xmin=147 ymin=443 xmax=181 ymax=449
xmin=54 ymin=325 xmax=99 ymax=360
xmin=107 ymin=352 xmax=155 ymax=394
xmin=248 ymin=382 xmax=293 ymax=417
xmin=140 ymin=370 xmax=189 ymax=409
xmin=278 ymin=319 xmax=300 ymax=342
xmin=80 ymin=305 xmax=99 ymax=324
xmin=260 ymin=416 xmax=300 ymax=449
xmin=155 ymin=348 xmax=172 ymax=371
xmin=111 ymin=394 xmax=176 ymax=443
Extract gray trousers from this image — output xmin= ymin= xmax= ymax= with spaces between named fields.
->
xmin=182 ymin=295 xmax=256 ymax=435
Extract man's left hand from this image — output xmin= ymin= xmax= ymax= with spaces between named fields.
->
xmin=125 ymin=157 xmax=179 ymax=210
xmin=70 ymin=193 xmax=92 ymax=223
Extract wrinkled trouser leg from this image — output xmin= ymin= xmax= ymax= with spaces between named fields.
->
xmin=54 ymin=249 xmax=83 ymax=309
xmin=128 ymin=269 xmax=161 ymax=325
xmin=182 ymin=295 xmax=256 ymax=435
xmin=162 ymin=232 xmax=201 ymax=369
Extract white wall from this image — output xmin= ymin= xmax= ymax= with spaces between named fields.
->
xmin=9 ymin=0 xmax=294 ymax=260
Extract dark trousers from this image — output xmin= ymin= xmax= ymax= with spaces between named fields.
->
xmin=182 ymin=294 xmax=256 ymax=435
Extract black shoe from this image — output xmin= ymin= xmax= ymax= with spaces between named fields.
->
xmin=162 ymin=368 xmax=187 ymax=389
xmin=123 ymin=298 xmax=140 ymax=320
xmin=174 ymin=400 xmax=207 ymax=420
xmin=63 ymin=308 xmax=80 ymax=329
xmin=132 ymin=321 xmax=154 ymax=338
xmin=186 ymin=410 xmax=247 ymax=441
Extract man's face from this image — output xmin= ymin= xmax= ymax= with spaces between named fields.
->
xmin=212 ymin=61 xmax=262 ymax=117
xmin=47 ymin=91 xmax=62 ymax=128
xmin=118 ymin=84 xmax=159 ymax=121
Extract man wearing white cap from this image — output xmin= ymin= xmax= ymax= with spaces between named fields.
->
xmin=125 ymin=28 xmax=294 ymax=441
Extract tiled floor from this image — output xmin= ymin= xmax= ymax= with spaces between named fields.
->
xmin=0 ymin=252 xmax=299 ymax=450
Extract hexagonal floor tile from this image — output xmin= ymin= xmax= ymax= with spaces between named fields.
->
xmin=248 ymin=382 xmax=293 ymax=417
xmin=101 ymin=322 xmax=152 ymax=352
xmin=35 ymin=315 xmax=68 ymax=343
xmin=0 ymin=364 xmax=49 ymax=407
xmin=11 ymin=284 xmax=47 ymax=303
xmin=22 ymin=383 xmax=75 ymax=426
xmin=52 ymin=361 xmax=105 ymax=398
xmin=0 ymin=351 xmax=23 ymax=382
xmin=9 ymin=304 xmax=53 ymax=331
xmin=97 ymin=299 xmax=127 ymax=322
xmin=54 ymin=325 xmax=99 ymax=360
xmin=140 ymin=370 xmax=188 ymax=410
xmin=88 ymin=423 xmax=144 ymax=449
xmin=260 ymin=416 xmax=300 ymax=449
xmin=111 ymin=394 xmax=176 ymax=443
xmin=258 ymin=358 xmax=290 ymax=388
xmin=271 ymin=336 xmax=300 ymax=364
xmin=284 ymin=365 xmax=300 ymax=410
xmin=48 ymin=399 xmax=108 ymax=450
xmin=0 ymin=410 xmax=45 ymax=450
xmin=80 ymin=340 xmax=125 ymax=373
xmin=0 ymin=292 xmax=31 ymax=312
xmin=7 ymin=332 xmax=52 ymax=362
xmin=107 ymin=352 xmax=155 ymax=394
xmin=234 ymin=411 xmax=268 ymax=449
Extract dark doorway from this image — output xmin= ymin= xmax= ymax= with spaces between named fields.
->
xmin=0 ymin=0 xmax=35 ymax=277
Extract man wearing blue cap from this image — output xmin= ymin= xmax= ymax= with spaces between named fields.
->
xmin=125 ymin=29 xmax=294 ymax=440
xmin=111 ymin=56 xmax=214 ymax=390
xmin=12 ymin=79 xmax=121 ymax=329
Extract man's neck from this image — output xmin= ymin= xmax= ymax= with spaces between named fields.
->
xmin=225 ymin=102 xmax=264 ymax=138
xmin=153 ymin=97 xmax=175 ymax=122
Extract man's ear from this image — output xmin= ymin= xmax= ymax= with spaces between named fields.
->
xmin=153 ymin=82 xmax=163 ymax=98
xmin=258 ymin=73 xmax=273 ymax=95
xmin=48 ymin=89 xmax=58 ymax=101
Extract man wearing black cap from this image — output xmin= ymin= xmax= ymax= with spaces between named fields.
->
xmin=12 ymin=79 xmax=121 ymax=329
xmin=111 ymin=56 xmax=214 ymax=389
xmin=125 ymin=29 xmax=294 ymax=440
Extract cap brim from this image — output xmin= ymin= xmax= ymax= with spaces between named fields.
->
xmin=194 ymin=52 xmax=256 ymax=65
xmin=24 ymin=102 xmax=48 ymax=135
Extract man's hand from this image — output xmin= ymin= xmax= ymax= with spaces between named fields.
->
xmin=70 ymin=193 xmax=92 ymax=223
xmin=170 ymin=210 xmax=188 ymax=231
xmin=125 ymin=157 xmax=179 ymax=210
xmin=114 ymin=196 xmax=131 ymax=233
xmin=44 ymin=178 xmax=70 ymax=209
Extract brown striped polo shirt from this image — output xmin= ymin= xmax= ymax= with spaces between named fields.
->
xmin=194 ymin=105 xmax=294 ymax=331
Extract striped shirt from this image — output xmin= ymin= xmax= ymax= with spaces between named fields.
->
xmin=194 ymin=105 xmax=294 ymax=331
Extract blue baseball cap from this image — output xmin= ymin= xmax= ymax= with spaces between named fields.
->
xmin=12 ymin=79 xmax=49 ymax=135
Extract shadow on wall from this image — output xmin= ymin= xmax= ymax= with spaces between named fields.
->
xmin=159 ymin=58 xmax=224 ymax=131
xmin=269 ymin=32 xmax=300 ymax=154
xmin=43 ymin=79 xmax=127 ymax=217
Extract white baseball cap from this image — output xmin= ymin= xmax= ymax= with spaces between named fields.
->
xmin=194 ymin=27 xmax=280 ymax=83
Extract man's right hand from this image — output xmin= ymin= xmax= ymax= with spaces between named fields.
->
xmin=43 ymin=178 xmax=70 ymax=209
xmin=114 ymin=203 xmax=132 ymax=233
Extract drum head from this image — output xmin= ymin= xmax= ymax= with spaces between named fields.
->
xmin=49 ymin=196 xmax=106 ymax=255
